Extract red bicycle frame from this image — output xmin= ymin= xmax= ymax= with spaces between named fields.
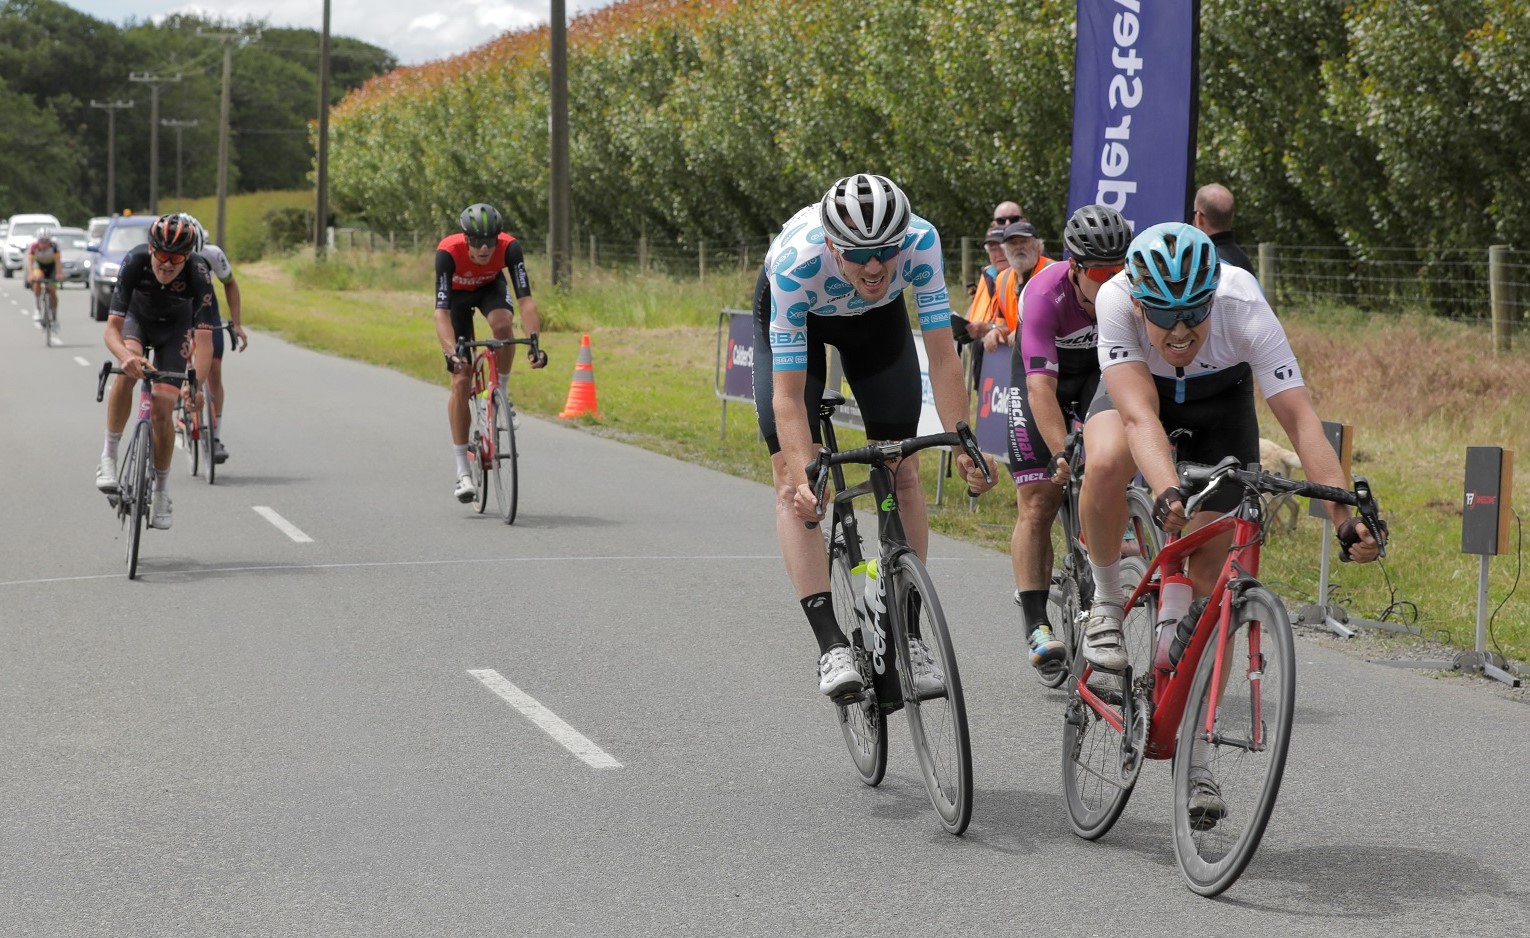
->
xmin=470 ymin=350 xmax=501 ymax=464
xmin=1074 ymin=509 xmax=1265 ymax=760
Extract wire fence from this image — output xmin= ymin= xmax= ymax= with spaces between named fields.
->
xmin=328 ymin=229 xmax=1530 ymax=340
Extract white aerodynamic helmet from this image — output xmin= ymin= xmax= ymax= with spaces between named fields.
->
xmin=817 ymin=173 xmax=912 ymax=248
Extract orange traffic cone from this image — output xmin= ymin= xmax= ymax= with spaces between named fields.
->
xmin=558 ymin=334 xmax=601 ymax=418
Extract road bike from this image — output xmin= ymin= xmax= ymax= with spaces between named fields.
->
xmin=808 ymin=390 xmax=992 ymax=835
xmin=34 ymin=278 xmax=60 ymax=347
xmin=1041 ymin=426 xmax=1162 ymax=688
xmin=1060 ymin=455 xmax=1387 ymax=896
xmin=97 ymin=361 xmax=193 ymax=580
xmin=457 ymin=334 xmax=546 ymax=524
xmin=173 ymin=325 xmax=234 ymax=484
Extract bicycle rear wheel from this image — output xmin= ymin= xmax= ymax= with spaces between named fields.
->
xmin=491 ymin=387 xmax=518 ymax=524
xmin=1172 ymin=585 xmax=1296 ymax=897
xmin=1060 ymin=555 xmax=1153 ymax=839
xmin=891 ymin=552 xmax=971 ymax=835
xmin=176 ymin=398 xmax=199 ymax=477
xmin=124 ymin=425 xmax=152 ymax=580
xmin=41 ymin=293 xmax=56 ymax=346
xmin=203 ymin=389 xmax=217 ymax=485
xmin=828 ymin=526 xmax=886 ymax=787
xmin=1043 ymin=556 xmax=1088 ymax=690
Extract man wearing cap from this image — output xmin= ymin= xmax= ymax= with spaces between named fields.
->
xmin=986 ymin=221 xmax=1054 ymax=354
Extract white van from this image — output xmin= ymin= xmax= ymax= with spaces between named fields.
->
xmin=3 ymin=213 xmax=63 ymax=277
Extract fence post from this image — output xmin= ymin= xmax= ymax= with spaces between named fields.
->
xmin=590 ymin=233 xmax=597 ymax=270
xmin=961 ymin=237 xmax=972 ymax=294
xmin=699 ymin=239 xmax=707 ymax=282
xmin=1258 ymin=242 xmax=1275 ymax=296
xmin=639 ymin=221 xmax=649 ymax=272
xmin=1490 ymin=244 xmax=1513 ymax=353
xmin=388 ymin=231 xmax=395 ymax=252
xmin=412 ymin=231 xmax=418 ymax=252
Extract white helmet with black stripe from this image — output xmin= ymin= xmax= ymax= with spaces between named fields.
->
xmin=817 ymin=173 xmax=911 ymax=248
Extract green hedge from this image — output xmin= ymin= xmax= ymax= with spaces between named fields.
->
xmin=324 ymin=0 xmax=1530 ymax=254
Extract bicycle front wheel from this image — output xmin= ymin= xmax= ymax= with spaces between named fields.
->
xmin=891 ymin=552 xmax=971 ymax=835
xmin=1042 ymin=561 xmax=1087 ymax=690
xmin=1060 ymin=555 xmax=1153 ymax=839
xmin=1124 ymin=486 xmax=1162 ymax=566
xmin=491 ymin=388 xmax=518 ymax=524
xmin=203 ymin=389 xmax=217 ymax=485
xmin=469 ymin=396 xmax=489 ymax=514
xmin=1171 ymin=585 xmax=1295 ymax=896
xmin=177 ymin=399 xmax=199 ymax=477
xmin=125 ymin=425 xmax=152 ymax=580
xmin=828 ymin=527 xmax=886 ymax=787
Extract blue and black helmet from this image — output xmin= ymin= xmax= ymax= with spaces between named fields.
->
xmin=1125 ymin=222 xmax=1219 ymax=309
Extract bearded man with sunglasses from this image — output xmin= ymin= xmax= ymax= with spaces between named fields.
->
xmin=1076 ymin=223 xmax=1382 ymax=674
xmin=434 ymin=202 xmax=545 ymax=504
xmin=752 ymin=173 xmax=997 ymax=698
xmin=1004 ymin=205 xmax=1130 ymax=675
xmin=95 ymin=214 xmax=218 ymax=531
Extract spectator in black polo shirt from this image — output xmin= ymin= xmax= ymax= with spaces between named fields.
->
xmin=1193 ymin=183 xmax=1256 ymax=277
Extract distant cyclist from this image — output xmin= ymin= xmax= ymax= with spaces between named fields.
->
xmin=26 ymin=227 xmax=62 ymax=324
xmin=755 ymin=173 xmax=997 ymax=698
xmin=434 ymin=203 xmax=546 ymax=504
xmin=95 ymin=214 xmax=217 ymax=530
xmin=182 ymin=215 xmax=247 ymax=463
xmin=1005 ymin=205 xmax=1131 ymax=674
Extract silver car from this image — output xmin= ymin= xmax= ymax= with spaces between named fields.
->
xmin=53 ymin=227 xmax=92 ymax=285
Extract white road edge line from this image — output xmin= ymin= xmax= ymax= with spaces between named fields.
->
xmin=73 ymin=356 xmax=90 ymax=367
xmin=252 ymin=506 xmax=314 ymax=543
xmin=468 ymin=669 xmax=623 ymax=770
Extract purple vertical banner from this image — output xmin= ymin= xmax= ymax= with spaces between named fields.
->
xmin=973 ymin=347 xmax=1014 ymax=457
xmin=1067 ymin=0 xmax=1200 ymax=230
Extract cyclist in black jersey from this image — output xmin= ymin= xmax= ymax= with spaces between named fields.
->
xmin=94 ymin=215 xmax=218 ymax=531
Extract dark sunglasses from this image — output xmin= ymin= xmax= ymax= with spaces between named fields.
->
xmin=152 ymin=249 xmax=188 ymax=264
xmin=840 ymin=243 xmax=901 ymax=265
xmin=466 ymin=235 xmax=498 ymax=250
xmin=993 ymin=214 xmax=1022 ymax=225
xmin=1141 ymin=300 xmax=1213 ymax=330
xmin=1075 ymin=261 xmax=1124 ymax=284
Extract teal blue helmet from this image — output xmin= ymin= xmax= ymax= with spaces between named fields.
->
xmin=1125 ymin=222 xmax=1219 ymax=309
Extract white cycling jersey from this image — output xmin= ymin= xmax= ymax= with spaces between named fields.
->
xmin=197 ymin=243 xmax=234 ymax=284
xmin=1095 ymin=263 xmax=1304 ymax=403
xmin=764 ymin=205 xmax=951 ymax=372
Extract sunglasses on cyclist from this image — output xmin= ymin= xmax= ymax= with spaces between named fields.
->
xmin=466 ymin=236 xmax=498 ymax=250
xmin=839 ymin=243 xmax=901 ymax=265
xmin=151 ymin=249 xmax=188 ymax=265
xmin=1140 ymin=300 xmax=1213 ymax=330
xmin=1074 ymin=261 xmax=1124 ymax=284
xmin=993 ymin=214 xmax=1022 ymax=225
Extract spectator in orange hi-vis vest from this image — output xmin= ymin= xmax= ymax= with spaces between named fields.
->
xmin=964 ymin=224 xmax=1009 ymax=392
xmin=987 ymin=221 xmax=1055 ymax=355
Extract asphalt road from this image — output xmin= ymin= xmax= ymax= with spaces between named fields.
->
xmin=2 ymin=279 xmax=1527 ymax=937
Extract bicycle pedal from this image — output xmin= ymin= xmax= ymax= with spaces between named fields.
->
xmin=829 ymin=687 xmax=868 ymax=707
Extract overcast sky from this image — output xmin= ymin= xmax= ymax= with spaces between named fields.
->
xmin=64 ymin=0 xmax=617 ymax=66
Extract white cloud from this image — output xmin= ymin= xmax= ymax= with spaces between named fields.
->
xmin=68 ymin=0 xmax=613 ymax=66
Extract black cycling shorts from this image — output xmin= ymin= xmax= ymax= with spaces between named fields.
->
xmin=1007 ymin=368 xmax=1100 ymax=486
xmin=121 ymin=314 xmax=207 ymax=387
xmin=443 ymin=275 xmax=515 ymax=343
xmin=33 ymin=261 xmax=57 ymax=279
xmin=1086 ymin=363 xmax=1258 ymax=513
xmin=750 ymin=266 xmax=921 ymax=454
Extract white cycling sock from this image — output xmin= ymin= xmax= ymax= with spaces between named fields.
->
xmin=103 ymin=430 xmax=122 ymax=461
xmin=153 ymin=470 xmax=169 ymax=493
xmin=453 ymin=444 xmax=471 ymax=477
xmin=1089 ymin=558 xmax=1124 ymax=607
xmin=499 ymin=374 xmax=511 ymax=399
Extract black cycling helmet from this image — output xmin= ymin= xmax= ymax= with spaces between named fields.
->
xmin=149 ymin=214 xmax=199 ymax=255
xmin=1063 ymin=204 xmax=1132 ymax=262
xmin=459 ymin=203 xmax=504 ymax=241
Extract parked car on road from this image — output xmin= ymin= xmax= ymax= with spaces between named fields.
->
xmin=3 ymin=213 xmax=63 ymax=277
xmin=54 ymin=227 xmax=91 ymax=286
xmin=88 ymin=214 xmax=154 ymax=320
xmin=87 ymin=215 xmax=112 ymax=246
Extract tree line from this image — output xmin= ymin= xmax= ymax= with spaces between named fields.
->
xmin=325 ymin=0 xmax=1530 ymax=265
xmin=0 ymin=0 xmax=395 ymax=225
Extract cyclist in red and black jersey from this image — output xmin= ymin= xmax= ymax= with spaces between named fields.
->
xmin=433 ymin=202 xmax=545 ymax=503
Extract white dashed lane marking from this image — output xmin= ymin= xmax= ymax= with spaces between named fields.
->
xmin=468 ymin=669 xmax=623 ymax=770
xmin=252 ymin=506 xmax=314 ymax=543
